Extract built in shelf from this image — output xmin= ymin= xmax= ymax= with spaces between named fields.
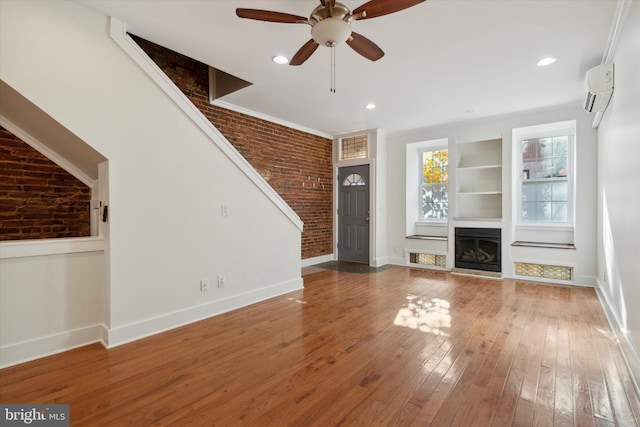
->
xmin=457 ymin=191 xmax=502 ymax=195
xmin=457 ymin=164 xmax=502 ymax=170
xmin=455 ymin=137 xmax=503 ymax=220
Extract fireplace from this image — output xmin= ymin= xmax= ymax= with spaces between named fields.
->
xmin=455 ymin=227 xmax=501 ymax=272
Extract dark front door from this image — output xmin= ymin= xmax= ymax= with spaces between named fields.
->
xmin=338 ymin=165 xmax=370 ymax=263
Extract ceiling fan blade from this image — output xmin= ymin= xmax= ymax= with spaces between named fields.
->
xmin=290 ymin=39 xmax=320 ymax=66
xmin=352 ymin=0 xmax=425 ymax=20
xmin=346 ymin=32 xmax=385 ymax=61
xmin=236 ymin=9 xmax=308 ymax=24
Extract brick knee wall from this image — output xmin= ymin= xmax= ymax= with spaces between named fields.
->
xmin=132 ymin=35 xmax=334 ymax=260
xmin=0 ymin=127 xmax=91 ymax=241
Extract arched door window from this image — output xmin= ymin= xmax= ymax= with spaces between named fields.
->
xmin=342 ymin=173 xmax=366 ymax=187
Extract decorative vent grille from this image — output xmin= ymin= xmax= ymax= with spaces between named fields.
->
xmin=514 ymin=262 xmax=572 ymax=281
xmin=340 ymin=135 xmax=367 ymax=160
xmin=410 ymin=253 xmax=446 ymax=268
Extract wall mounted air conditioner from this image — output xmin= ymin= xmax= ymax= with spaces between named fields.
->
xmin=583 ymin=63 xmax=614 ymax=127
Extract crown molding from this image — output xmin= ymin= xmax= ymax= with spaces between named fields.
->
xmin=211 ymin=99 xmax=334 ymax=140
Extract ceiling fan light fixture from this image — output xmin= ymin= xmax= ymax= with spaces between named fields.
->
xmin=311 ymin=18 xmax=352 ymax=46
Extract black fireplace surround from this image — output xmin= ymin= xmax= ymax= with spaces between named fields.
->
xmin=455 ymin=227 xmax=502 ymax=272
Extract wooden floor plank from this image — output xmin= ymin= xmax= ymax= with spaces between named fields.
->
xmin=512 ymin=286 xmax=549 ymax=427
xmin=554 ymin=288 xmax=575 ymax=426
xmin=1 ymin=266 xmax=638 ymax=426
xmin=532 ymin=286 xmax=560 ymax=427
xmin=570 ymin=298 xmax=597 ymax=427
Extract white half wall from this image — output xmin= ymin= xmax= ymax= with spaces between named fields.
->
xmin=0 ymin=238 xmax=106 ymax=367
xmin=0 ymin=0 xmax=302 ymax=355
xmin=596 ymin=0 xmax=640 ymax=385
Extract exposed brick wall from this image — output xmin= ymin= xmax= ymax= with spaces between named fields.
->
xmin=132 ymin=35 xmax=334 ymax=260
xmin=0 ymin=127 xmax=91 ymax=241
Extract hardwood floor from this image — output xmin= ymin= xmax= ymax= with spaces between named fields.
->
xmin=1 ymin=266 xmax=639 ymax=426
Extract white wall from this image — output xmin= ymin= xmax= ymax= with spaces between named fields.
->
xmin=370 ymin=130 xmax=388 ymax=267
xmin=386 ymin=103 xmax=598 ymax=284
xmin=596 ymin=0 xmax=640 ymax=383
xmin=0 ymin=0 xmax=302 ymax=360
xmin=0 ymin=239 xmax=106 ymax=366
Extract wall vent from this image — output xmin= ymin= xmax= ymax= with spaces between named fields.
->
xmin=409 ymin=253 xmax=446 ymax=268
xmin=514 ymin=262 xmax=572 ymax=281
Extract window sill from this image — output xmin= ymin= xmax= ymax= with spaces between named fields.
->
xmin=406 ymin=235 xmax=448 ymax=241
xmin=512 ymin=241 xmax=575 ymax=250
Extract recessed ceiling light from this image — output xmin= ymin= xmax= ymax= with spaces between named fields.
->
xmin=272 ymin=55 xmax=288 ymax=65
xmin=365 ymin=103 xmax=376 ymax=110
xmin=536 ymin=57 xmax=556 ymax=67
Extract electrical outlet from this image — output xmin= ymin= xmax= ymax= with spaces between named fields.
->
xmin=218 ymin=274 xmax=226 ymax=288
xmin=200 ymin=279 xmax=209 ymax=292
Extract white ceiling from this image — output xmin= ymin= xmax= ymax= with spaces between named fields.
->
xmin=75 ymin=0 xmax=617 ymax=137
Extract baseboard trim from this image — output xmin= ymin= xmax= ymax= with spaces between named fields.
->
xmin=301 ymin=254 xmax=334 ymax=267
xmin=594 ymin=280 xmax=640 ymax=397
xmin=386 ymin=256 xmax=406 ymax=266
xmin=106 ymin=278 xmax=303 ymax=348
xmin=0 ymin=324 xmax=107 ymax=368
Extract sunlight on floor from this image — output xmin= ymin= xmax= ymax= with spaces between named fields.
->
xmin=394 ymin=294 xmax=451 ymax=336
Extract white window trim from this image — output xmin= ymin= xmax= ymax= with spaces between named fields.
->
xmin=405 ymin=138 xmax=449 ymax=237
xmin=512 ymin=121 xmax=576 ymax=229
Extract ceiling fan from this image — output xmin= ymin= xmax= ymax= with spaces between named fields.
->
xmin=236 ymin=0 xmax=426 ymax=66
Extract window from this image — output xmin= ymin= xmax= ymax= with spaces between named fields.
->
xmin=419 ymin=148 xmax=449 ymax=221
xmin=342 ymin=173 xmax=365 ymax=186
xmin=406 ymin=138 xmax=448 ymax=237
xmin=340 ymin=134 xmax=367 ymax=160
xmin=521 ymin=136 xmax=569 ymax=222
xmin=514 ymin=121 xmax=575 ymax=226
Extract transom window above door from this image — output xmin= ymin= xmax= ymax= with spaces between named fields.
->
xmin=339 ymin=134 xmax=368 ymax=160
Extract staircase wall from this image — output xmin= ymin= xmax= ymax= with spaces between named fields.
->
xmin=0 ymin=0 xmax=303 ymax=361
xmin=132 ymin=36 xmax=334 ymax=261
